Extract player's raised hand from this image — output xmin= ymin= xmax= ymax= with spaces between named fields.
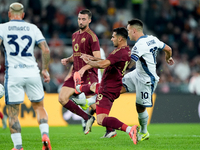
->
xmin=61 ymin=58 xmax=70 ymax=66
xmin=167 ymin=57 xmax=174 ymax=65
xmin=42 ymin=70 xmax=50 ymax=83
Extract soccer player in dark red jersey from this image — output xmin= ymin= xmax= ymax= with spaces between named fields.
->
xmin=59 ymin=9 xmax=101 ymax=134
xmin=75 ymin=27 xmax=139 ymax=144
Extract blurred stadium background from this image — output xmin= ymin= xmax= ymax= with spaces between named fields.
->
xmin=0 ymin=0 xmax=200 ymax=126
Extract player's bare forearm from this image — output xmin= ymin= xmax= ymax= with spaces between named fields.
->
xmin=86 ymin=59 xmax=110 ymax=69
xmin=38 ymin=41 xmax=50 ymax=70
xmin=93 ymin=50 xmax=101 ymax=59
xmin=91 ymin=57 xmax=103 ymax=61
xmin=163 ymin=44 xmax=174 ymax=65
xmin=81 ymin=53 xmax=103 ymax=61
xmin=128 ymin=59 xmax=135 ymax=69
xmin=67 ymin=54 xmax=74 ymax=62
xmin=163 ymin=45 xmax=172 ymax=60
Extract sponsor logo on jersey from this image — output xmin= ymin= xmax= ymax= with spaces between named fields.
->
xmin=72 ymin=38 xmax=75 ymax=42
xmin=74 ymin=43 xmax=79 ymax=52
xmin=8 ymin=26 xmax=30 ymax=31
xmin=73 ymin=52 xmax=81 ymax=57
xmin=14 ymin=64 xmax=34 ymax=69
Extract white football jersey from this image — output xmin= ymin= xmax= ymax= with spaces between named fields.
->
xmin=131 ymin=35 xmax=165 ymax=84
xmin=0 ymin=20 xmax=45 ymax=77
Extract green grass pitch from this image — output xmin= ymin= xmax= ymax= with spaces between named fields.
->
xmin=0 ymin=123 xmax=200 ymax=150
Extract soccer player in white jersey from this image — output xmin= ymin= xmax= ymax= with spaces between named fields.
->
xmin=120 ymin=19 xmax=174 ymax=142
xmin=0 ymin=3 xmax=51 ymax=150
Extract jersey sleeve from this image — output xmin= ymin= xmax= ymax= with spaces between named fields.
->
xmin=34 ymin=26 xmax=45 ymax=45
xmin=107 ymin=48 xmax=123 ymax=65
xmin=131 ymin=44 xmax=143 ymax=62
xmin=155 ymin=37 xmax=165 ymax=51
xmin=89 ymin=34 xmax=100 ymax=52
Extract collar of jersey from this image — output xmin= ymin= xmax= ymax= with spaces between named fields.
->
xmin=136 ymin=35 xmax=148 ymax=43
xmin=10 ymin=20 xmax=25 ymax=22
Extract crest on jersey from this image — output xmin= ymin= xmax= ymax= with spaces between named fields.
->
xmin=81 ymin=38 xmax=86 ymax=43
xmin=74 ymin=43 xmax=79 ymax=52
xmin=72 ymin=38 xmax=75 ymax=42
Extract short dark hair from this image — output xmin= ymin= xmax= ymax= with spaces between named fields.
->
xmin=79 ymin=9 xmax=92 ymax=19
xmin=128 ymin=19 xmax=143 ymax=28
xmin=113 ymin=27 xmax=128 ymax=39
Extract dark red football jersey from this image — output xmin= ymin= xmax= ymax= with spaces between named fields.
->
xmin=98 ymin=46 xmax=131 ymax=101
xmin=72 ymin=28 xmax=100 ymax=75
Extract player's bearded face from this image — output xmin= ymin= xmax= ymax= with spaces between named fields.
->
xmin=79 ymin=24 xmax=87 ymax=30
xmin=78 ymin=14 xmax=90 ymax=30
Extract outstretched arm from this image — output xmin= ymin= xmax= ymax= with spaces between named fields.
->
xmin=38 ymin=41 xmax=50 ymax=83
xmin=81 ymin=56 xmax=111 ymax=69
xmin=81 ymin=53 xmax=103 ymax=61
xmin=78 ymin=51 xmax=101 ymax=77
xmin=163 ymin=44 xmax=174 ymax=65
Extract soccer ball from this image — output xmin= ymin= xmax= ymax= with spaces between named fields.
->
xmin=0 ymin=84 xmax=5 ymax=99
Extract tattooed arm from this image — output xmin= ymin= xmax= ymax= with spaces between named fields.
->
xmin=38 ymin=41 xmax=50 ymax=83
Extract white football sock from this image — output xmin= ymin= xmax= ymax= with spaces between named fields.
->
xmin=11 ymin=133 xmax=22 ymax=149
xmin=125 ymin=126 xmax=132 ymax=134
xmin=138 ymin=109 xmax=149 ymax=133
xmin=81 ymin=109 xmax=88 ymax=128
xmin=39 ymin=123 xmax=49 ymax=137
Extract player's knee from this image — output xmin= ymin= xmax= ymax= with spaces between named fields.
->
xmin=97 ymin=120 xmax=102 ymax=126
xmin=58 ymin=94 xmax=69 ymax=105
xmin=136 ymin=104 xmax=146 ymax=113
xmin=96 ymin=117 xmax=103 ymax=126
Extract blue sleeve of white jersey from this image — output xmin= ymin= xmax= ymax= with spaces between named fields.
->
xmin=36 ymin=39 xmax=45 ymax=45
xmin=158 ymin=43 xmax=165 ymax=51
xmin=131 ymin=54 xmax=139 ymax=62
xmin=131 ymin=45 xmax=140 ymax=62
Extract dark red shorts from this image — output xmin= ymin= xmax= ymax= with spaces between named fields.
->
xmin=63 ymin=71 xmax=98 ymax=96
xmin=96 ymin=93 xmax=113 ymax=115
